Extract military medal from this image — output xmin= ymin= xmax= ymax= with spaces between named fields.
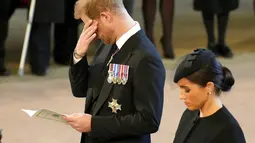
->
xmin=113 ymin=64 xmax=117 ymax=84
xmin=117 ymin=65 xmax=123 ymax=84
xmin=122 ymin=65 xmax=129 ymax=85
xmin=107 ymin=63 xmax=114 ymax=83
xmin=116 ymin=64 xmax=121 ymax=84
xmin=119 ymin=65 xmax=124 ymax=85
xmin=108 ymin=98 xmax=122 ymax=113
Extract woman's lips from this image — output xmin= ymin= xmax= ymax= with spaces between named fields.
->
xmin=184 ymin=102 xmax=190 ymax=106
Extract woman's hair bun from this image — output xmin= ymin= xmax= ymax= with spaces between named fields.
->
xmin=220 ymin=66 xmax=235 ymax=92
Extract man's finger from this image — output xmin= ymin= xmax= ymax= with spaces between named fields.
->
xmin=86 ymin=33 xmax=97 ymax=44
xmin=83 ymin=24 xmax=96 ymax=38
xmin=69 ymin=122 xmax=77 ymax=127
xmin=84 ymin=20 xmax=93 ymax=31
xmin=84 ymin=25 xmax=97 ymax=41
xmin=66 ymin=120 xmax=77 ymax=128
xmin=62 ymin=115 xmax=76 ymax=122
xmin=92 ymin=20 xmax=98 ymax=26
xmin=83 ymin=20 xmax=97 ymax=35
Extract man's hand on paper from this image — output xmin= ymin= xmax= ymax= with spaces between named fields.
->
xmin=62 ymin=113 xmax=92 ymax=133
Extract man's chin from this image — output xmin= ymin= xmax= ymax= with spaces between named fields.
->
xmin=102 ymin=39 xmax=114 ymax=45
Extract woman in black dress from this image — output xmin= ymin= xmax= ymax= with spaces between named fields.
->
xmin=173 ymin=49 xmax=246 ymax=143
xmin=142 ymin=0 xmax=175 ymax=59
xmin=193 ymin=0 xmax=239 ymax=58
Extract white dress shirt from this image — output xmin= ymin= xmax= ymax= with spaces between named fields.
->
xmin=73 ymin=21 xmax=141 ymax=64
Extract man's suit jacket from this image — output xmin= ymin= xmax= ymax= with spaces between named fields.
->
xmin=32 ymin=0 xmax=65 ymax=23
xmin=69 ymin=30 xmax=165 ymax=143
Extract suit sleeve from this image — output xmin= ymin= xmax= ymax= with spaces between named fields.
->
xmin=90 ymin=56 xmax=166 ymax=138
xmin=211 ymin=124 xmax=246 ymax=143
xmin=69 ymin=56 xmax=90 ymax=98
xmin=69 ymin=42 xmax=105 ymax=98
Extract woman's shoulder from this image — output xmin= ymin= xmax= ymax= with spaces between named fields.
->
xmin=213 ymin=106 xmax=245 ymax=139
xmin=212 ymin=121 xmax=246 ymax=142
xmin=178 ymin=109 xmax=199 ymax=124
xmin=216 ymin=105 xmax=240 ymax=125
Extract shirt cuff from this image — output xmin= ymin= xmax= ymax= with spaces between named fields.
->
xmin=73 ymin=55 xmax=82 ymax=64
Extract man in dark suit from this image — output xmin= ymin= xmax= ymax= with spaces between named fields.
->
xmin=28 ymin=0 xmax=65 ymax=75
xmin=29 ymin=0 xmax=80 ymax=75
xmin=63 ymin=0 xmax=166 ymax=143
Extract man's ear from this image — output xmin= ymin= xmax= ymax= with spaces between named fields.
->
xmin=99 ymin=11 xmax=113 ymax=23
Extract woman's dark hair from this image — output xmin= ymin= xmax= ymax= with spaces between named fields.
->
xmin=186 ymin=58 xmax=235 ymax=95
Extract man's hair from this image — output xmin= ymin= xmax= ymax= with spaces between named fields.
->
xmin=74 ymin=0 xmax=124 ymax=19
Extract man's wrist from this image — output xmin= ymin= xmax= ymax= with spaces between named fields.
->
xmin=73 ymin=49 xmax=85 ymax=59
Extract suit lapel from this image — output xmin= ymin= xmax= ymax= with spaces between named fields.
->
xmin=92 ymin=30 xmax=142 ymax=116
xmin=85 ymin=89 xmax=93 ymax=113
xmin=85 ymin=43 xmax=112 ymax=113
xmin=92 ymin=44 xmax=113 ymax=100
xmin=178 ymin=111 xmax=199 ymax=143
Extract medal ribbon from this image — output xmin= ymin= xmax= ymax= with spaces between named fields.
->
xmin=120 ymin=65 xmax=124 ymax=81
xmin=118 ymin=65 xmax=123 ymax=81
xmin=114 ymin=64 xmax=118 ymax=80
xmin=109 ymin=63 xmax=113 ymax=72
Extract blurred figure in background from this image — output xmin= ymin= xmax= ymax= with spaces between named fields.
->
xmin=253 ymin=0 xmax=255 ymax=14
xmin=193 ymin=0 xmax=239 ymax=58
xmin=53 ymin=0 xmax=79 ymax=65
xmin=123 ymin=0 xmax=134 ymax=16
xmin=28 ymin=0 xmax=65 ymax=76
xmin=28 ymin=0 xmax=79 ymax=76
xmin=0 ymin=0 xmax=20 ymax=76
xmin=0 ymin=0 xmax=78 ymax=76
xmin=142 ymin=0 xmax=175 ymax=59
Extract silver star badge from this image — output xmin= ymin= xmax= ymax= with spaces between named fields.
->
xmin=108 ymin=98 xmax=122 ymax=113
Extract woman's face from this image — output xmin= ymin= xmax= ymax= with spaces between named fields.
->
xmin=177 ymin=78 xmax=210 ymax=110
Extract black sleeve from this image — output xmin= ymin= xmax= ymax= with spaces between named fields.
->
xmin=90 ymin=56 xmax=166 ymax=138
xmin=68 ymin=42 xmax=105 ymax=98
xmin=211 ymin=124 xmax=246 ymax=143
xmin=69 ymin=56 xmax=90 ymax=98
